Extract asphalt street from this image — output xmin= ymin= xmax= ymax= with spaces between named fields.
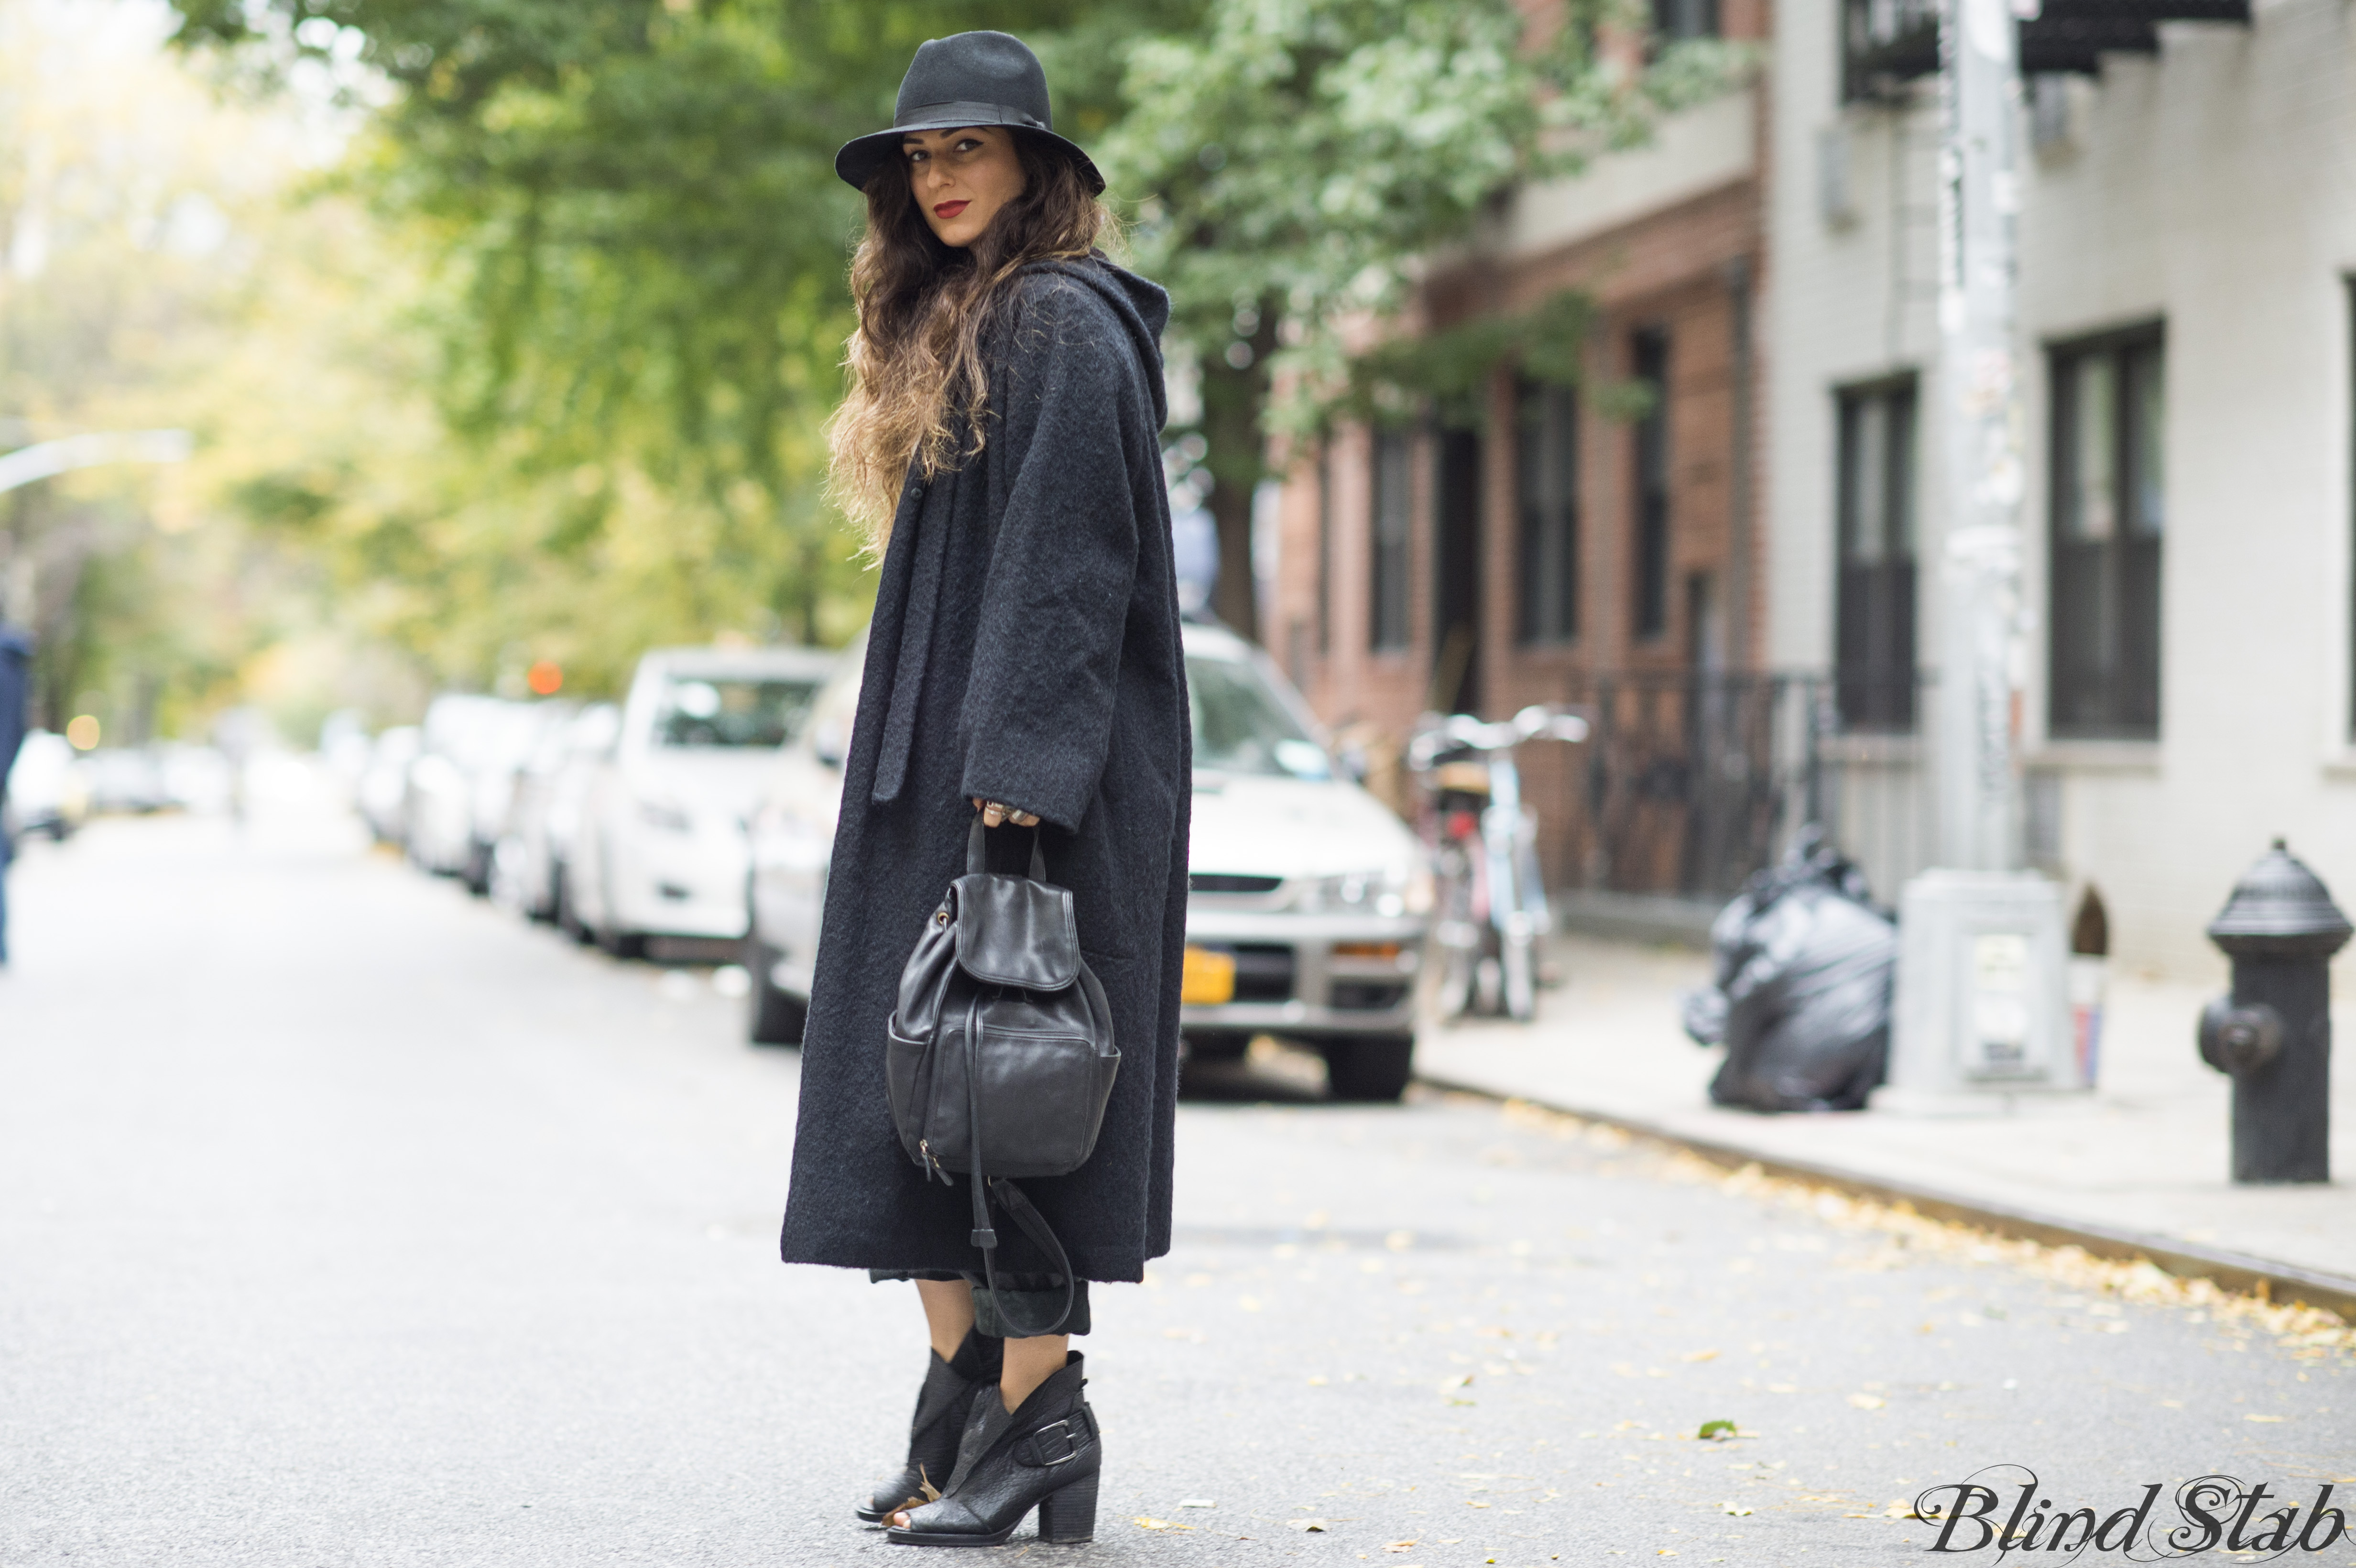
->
xmin=3 ymin=797 xmax=2351 ymax=1568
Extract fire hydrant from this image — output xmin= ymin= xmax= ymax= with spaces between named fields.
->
xmin=2199 ymin=840 xmax=2351 ymax=1184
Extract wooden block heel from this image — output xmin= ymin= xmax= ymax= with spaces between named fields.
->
xmin=1036 ymin=1469 xmax=1098 ymax=1544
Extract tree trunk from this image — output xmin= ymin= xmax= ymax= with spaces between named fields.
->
xmin=1198 ymin=298 xmax=1280 ymax=643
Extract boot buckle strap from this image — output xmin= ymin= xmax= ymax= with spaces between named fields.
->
xmin=1016 ymin=1417 xmax=1082 ymax=1467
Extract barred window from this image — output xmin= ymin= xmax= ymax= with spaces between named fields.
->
xmin=1834 ymin=377 xmax=1918 ymax=730
xmin=1369 ymin=429 xmax=1413 ymax=652
xmin=2049 ymin=327 xmax=2164 ymax=739
xmin=1516 ymin=380 xmax=1580 ymax=644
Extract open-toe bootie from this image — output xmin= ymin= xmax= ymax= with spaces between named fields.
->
xmin=885 ymin=1351 xmax=1100 ymax=1547
xmin=857 ymin=1332 xmax=1005 ymax=1524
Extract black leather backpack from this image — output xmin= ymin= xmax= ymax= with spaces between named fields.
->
xmin=886 ymin=820 xmax=1119 ymax=1335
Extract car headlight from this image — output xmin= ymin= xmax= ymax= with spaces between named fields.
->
xmin=1293 ymin=867 xmax=1418 ymax=916
xmin=1402 ymin=860 xmax=1435 ymax=916
xmin=637 ymin=796 xmax=693 ymax=833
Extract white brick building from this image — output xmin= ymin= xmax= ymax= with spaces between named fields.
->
xmin=1767 ymin=0 xmax=2356 ymax=974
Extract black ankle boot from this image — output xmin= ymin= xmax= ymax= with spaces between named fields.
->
xmin=886 ymin=1351 xmax=1100 ymax=1547
xmin=857 ymin=1332 xmax=1006 ymax=1524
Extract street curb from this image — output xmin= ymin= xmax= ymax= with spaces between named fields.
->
xmin=1418 ymin=1073 xmax=2356 ymax=1322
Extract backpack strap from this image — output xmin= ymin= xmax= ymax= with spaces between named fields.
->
xmin=982 ymin=1178 xmax=1076 ymax=1339
xmin=967 ymin=817 xmax=1049 ymax=882
xmin=960 ymin=989 xmax=1076 ymax=1338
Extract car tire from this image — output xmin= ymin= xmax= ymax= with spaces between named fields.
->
xmin=462 ymin=839 xmax=493 ymax=897
xmin=1322 ymin=1034 xmax=1416 ymax=1102
xmin=1182 ymin=1030 xmax=1251 ymax=1063
xmin=554 ymin=867 xmax=592 ymax=944
xmin=596 ymin=921 xmax=646 ymax=961
xmin=746 ymin=937 xmax=807 ymax=1045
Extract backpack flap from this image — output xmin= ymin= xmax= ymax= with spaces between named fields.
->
xmin=950 ymin=872 xmax=1080 ymax=990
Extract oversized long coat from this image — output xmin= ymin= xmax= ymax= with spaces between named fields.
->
xmin=779 ymin=256 xmax=1189 ymax=1285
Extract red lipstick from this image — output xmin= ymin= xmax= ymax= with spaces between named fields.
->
xmin=933 ymin=199 xmax=970 ymax=219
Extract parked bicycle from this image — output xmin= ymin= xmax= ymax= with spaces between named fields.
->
xmin=1407 ymin=705 xmax=1589 ymax=1023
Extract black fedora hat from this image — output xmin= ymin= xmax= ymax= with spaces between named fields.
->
xmin=835 ymin=31 xmax=1103 ymax=196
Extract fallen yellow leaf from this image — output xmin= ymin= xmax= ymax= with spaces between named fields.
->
xmin=1383 ymin=1543 xmax=1418 ymax=1554
xmin=1848 ymin=1393 xmax=1887 ymax=1410
xmin=1133 ymin=1516 xmax=1193 ymax=1531
xmin=1682 ymin=1348 xmax=1720 ymax=1362
xmin=1721 ymin=1502 xmax=1752 ymax=1516
xmin=2244 ymin=1414 xmax=2285 ymax=1423
xmin=1287 ymin=1518 xmax=1329 ymax=1532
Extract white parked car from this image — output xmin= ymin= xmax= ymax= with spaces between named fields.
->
xmin=405 ymin=695 xmax=511 ymax=876
xmin=358 ymin=726 xmax=421 ymax=846
xmin=743 ymin=631 xmax=866 ymax=1041
xmin=461 ymin=701 xmax=566 ymax=894
xmin=1175 ymin=623 xmax=1431 ymax=1098
xmin=5 ymin=731 xmax=90 ymax=840
xmin=493 ymin=701 xmax=614 ymax=924
xmin=743 ymin=622 xmax=1432 ymax=1097
xmin=566 ymin=646 xmax=833 ymax=958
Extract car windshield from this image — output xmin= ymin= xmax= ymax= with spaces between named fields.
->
xmin=1187 ymin=653 xmax=1331 ymax=780
xmin=653 ymin=675 xmax=819 ymax=749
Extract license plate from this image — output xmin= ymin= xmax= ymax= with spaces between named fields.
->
xmin=1181 ymin=946 xmax=1236 ymax=1005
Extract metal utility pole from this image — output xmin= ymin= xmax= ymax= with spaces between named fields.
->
xmin=1934 ymin=0 xmax=2026 ymax=870
xmin=1883 ymin=0 xmax=2078 ymax=1110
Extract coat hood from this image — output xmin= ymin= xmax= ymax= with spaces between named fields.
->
xmin=1024 ymin=255 xmax=1172 ymax=432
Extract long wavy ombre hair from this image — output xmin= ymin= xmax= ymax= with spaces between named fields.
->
xmin=827 ymin=134 xmax=1116 ymax=556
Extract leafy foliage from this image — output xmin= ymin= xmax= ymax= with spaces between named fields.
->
xmin=122 ymin=0 xmax=1746 ymax=694
xmin=1100 ymin=0 xmax=1743 ymax=631
xmin=164 ymin=0 xmax=1188 ymax=668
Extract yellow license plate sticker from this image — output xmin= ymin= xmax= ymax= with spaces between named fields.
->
xmin=1181 ymin=946 xmax=1236 ymax=1005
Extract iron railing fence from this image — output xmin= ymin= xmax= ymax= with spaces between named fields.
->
xmin=1544 ymin=669 xmax=1936 ymax=908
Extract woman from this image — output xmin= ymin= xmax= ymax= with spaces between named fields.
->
xmin=777 ymin=30 xmax=1190 ymax=1551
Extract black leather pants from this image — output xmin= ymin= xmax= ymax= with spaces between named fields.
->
xmin=868 ymin=1270 xmax=1093 ymax=1337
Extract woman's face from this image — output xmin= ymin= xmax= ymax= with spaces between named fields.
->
xmin=904 ymin=126 xmax=1025 ymax=249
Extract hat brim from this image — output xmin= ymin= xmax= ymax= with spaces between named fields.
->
xmin=835 ymin=114 xmax=1103 ymax=196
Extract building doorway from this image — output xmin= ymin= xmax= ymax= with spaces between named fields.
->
xmin=1433 ymin=428 xmax=1484 ymax=714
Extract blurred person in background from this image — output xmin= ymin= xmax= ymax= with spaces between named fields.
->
xmin=775 ymin=31 xmax=1190 ymax=1550
xmin=0 ymin=621 xmax=30 ymax=966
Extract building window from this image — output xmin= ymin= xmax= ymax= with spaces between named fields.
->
xmin=1516 ymin=380 xmax=1580 ymax=644
xmin=1654 ymin=0 xmax=1720 ymax=41
xmin=1370 ymin=428 xmax=1413 ymax=652
xmin=2049 ymin=326 xmax=2164 ymax=739
xmin=1631 ymin=328 xmax=1672 ymax=641
xmin=1841 ymin=0 xmax=1939 ymax=102
xmin=1834 ymin=377 xmax=1918 ymax=730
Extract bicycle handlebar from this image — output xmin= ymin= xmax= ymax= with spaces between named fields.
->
xmin=1407 ymin=704 xmax=1589 ymax=769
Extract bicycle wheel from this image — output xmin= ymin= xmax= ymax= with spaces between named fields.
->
xmin=1433 ymin=845 xmax=1480 ymax=1020
xmin=1502 ymin=926 xmax=1537 ymax=1021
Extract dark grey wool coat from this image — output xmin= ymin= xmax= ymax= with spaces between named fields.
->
xmin=778 ymin=256 xmax=1190 ymax=1285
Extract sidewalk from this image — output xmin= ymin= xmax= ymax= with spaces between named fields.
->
xmin=1416 ymin=934 xmax=2356 ymax=1316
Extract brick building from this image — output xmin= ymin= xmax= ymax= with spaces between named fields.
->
xmin=1264 ymin=7 xmax=1776 ymax=908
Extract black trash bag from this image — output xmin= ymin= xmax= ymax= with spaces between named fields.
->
xmin=1682 ymin=828 xmax=1897 ymax=1113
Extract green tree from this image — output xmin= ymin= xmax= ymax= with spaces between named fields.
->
xmin=1102 ymin=0 xmax=1740 ymax=637
xmin=167 ymin=0 xmax=1194 ymax=655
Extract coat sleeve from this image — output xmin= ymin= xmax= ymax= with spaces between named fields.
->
xmin=957 ymin=281 xmax=1146 ymax=832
